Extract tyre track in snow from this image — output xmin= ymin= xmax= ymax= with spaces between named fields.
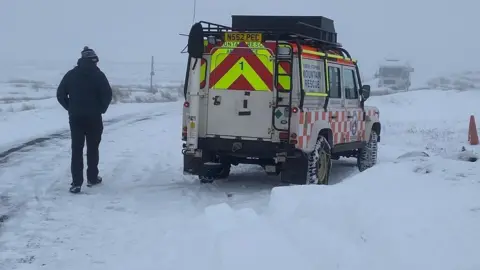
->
xmin=0 ymin=112 xmax=167 ymax=230
xmin=0 ymin=112 xmax=165 ymax=164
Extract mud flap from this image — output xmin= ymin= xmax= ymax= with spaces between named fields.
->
xmin=280 ymin=150 xmax=309 ymax=185
xmin=183 ymin=154 xmax=204 ymax=175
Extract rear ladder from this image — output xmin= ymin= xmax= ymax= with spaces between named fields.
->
xmin=272 ymin=40 xmax=295 ymax=135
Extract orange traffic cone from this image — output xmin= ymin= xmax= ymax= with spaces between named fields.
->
xmin=468 ymin=115 xmax=479 ymax=145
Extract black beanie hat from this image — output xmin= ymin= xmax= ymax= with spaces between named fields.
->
xmin=81 ymin=46 xmax=99 ymax=62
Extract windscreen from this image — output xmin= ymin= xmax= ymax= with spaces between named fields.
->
xmin=379 ymin=67 xmax=404 ymax=77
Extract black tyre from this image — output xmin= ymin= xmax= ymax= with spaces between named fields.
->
xmin=217 ymin=163 xmax=231 ymax=179
xmin=307 ymin=136 xmax=332 ymax=185
xmin=198 ymin=163 xmax=231 ymax=184
xmin=199 ymin=175 xmax=215 ymax=184
xmin=357 ymin=130 xmax=379 ymax=172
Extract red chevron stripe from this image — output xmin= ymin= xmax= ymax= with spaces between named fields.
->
xmin=200 ymin=59 xmax=206 ymax=88
xmin=228 ymin=74 xmax=255 ymax=90
xmin=209 ymin=42 xmax=274 ymax=90
xmin=209 ymin=43 xmax=250 ymax=87
xmin=242 ymin=53 xmax=273 ymax=90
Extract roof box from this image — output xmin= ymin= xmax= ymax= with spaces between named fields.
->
xmin=231 ymin=15 xmax=338 ymax=44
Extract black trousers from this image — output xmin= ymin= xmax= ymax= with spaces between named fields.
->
xmin=69 ymin=114 xmax=104 ymax=186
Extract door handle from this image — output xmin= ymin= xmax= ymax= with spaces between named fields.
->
xmin=347 ymin=115 xmax=353 ymax=119
xmin=213 ymin=96 xmax=221 ymax=105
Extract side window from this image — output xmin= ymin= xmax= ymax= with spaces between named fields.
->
xmin=302 ymin=59 xmax=326 ymax=94
xmin=328 ymin=66 xmax=341 ymax=98
xmin=343 ymin=68 xmax=358 ymax=99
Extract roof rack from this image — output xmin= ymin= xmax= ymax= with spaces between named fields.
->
xmin=197 ymin=15 xmax=343 ymax=49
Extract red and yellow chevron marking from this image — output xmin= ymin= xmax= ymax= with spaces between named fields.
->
xmin=208 ymin=41 xmax=290 ymax=91
xmin=200 ymin=58 xmax=206 ymax=88
xmin=275 ymin=44 xmax=292 ymax=90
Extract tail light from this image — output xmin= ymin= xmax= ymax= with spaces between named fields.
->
xmin=279 ymin=132 xmax=298 ymax=144
xmin=290 ymin=133 xmax=298 ymax=144
xmin=291 ymin=107 xmax=298 ymax=113
xmin=279 ymin=132 xmax=289 ymax=140
xmin=183 ymin=101 xmax=190 ymax=108
xmin=182 ymin=126 xmax=187 ymax=140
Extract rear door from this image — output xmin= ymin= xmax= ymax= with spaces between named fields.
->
xmin=206 ymin=43 xmax=274 ymax=139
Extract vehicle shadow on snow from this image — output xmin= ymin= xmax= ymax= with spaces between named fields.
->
xmin=329 ymin=158 xmax=359 ymax=185
xmin=213 ymin=165 xmax=286 ymax=192
xmin=212 ymin=158 xmax=359 ymax=191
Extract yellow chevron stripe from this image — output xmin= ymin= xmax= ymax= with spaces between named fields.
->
xmin=276 ymin=63 xmax=290 ymax=90
xmin=245 ymin=43 xmax=292 ymax=90
xmin=211 ymin=42 xmax=273 ymax=74
xmin=212 ymin=57 xmax=269 ymax=90
xmin=209 ymin=42 xmax=292 ymax=91
xmin=200 ymin=61 xmax=206 ymax=88
xmin=209 ymin=42 xmax=240 ymax=69
xmin=246 ymin=43 xmax=273 ymax=71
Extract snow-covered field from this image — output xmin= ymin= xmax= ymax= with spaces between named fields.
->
xmin=1 ymin=62 xmax=479 ymax=270
xmin=365 ymin=69 xmax=480 ymax=96
xmin=0 ymin=60 xmax=185 ymax=152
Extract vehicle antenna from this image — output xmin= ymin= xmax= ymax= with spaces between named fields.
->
xmin=192 ymin=0 xmax=197 ymax=24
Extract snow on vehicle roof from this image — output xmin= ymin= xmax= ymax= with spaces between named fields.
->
xmin=379 ymin=59 xmax=411 ymax=68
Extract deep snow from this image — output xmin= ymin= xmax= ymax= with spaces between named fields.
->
xmin=0 ymin=65 xmax=479 ymax=269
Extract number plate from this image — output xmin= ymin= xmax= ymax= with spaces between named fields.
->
xmin=224 ymin=32 xmax=262 ymax=43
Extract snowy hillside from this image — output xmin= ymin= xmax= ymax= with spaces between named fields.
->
xmin=0 ymin=60 xmax=185 ymax=112
xmin=0 ymin=61 xmax=185 ymax=150
xmin=364 ymin=70 xmax=480 ymax=97
xmin=426 ymin=70 xmax=480 ymax=91
xmin=0 ymin=62 xmax=479 ymax=269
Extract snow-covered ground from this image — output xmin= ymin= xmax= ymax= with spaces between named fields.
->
xmin=364 ymin=69 xmax=480 ymax=96
xmin=426 ymin=70 xmax=480 ymax=91
xmin=1 ymin=63 xmax=479 ymax=269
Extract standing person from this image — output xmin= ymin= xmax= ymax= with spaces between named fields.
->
xmin=56 ymin=46 xmax=113 ymax=194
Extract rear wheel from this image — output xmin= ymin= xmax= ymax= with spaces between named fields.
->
xmin=357 ymin=130 xmax=379 ymax=172
xmin=307 ymin=135 xmax=332 ymax=185
xmin=199 ymin=163 xmax=231 ymax=184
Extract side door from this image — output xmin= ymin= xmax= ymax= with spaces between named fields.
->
xmin=342 ymin=65 xmax=362 ymax=143
xmin=326 ymin=63 xmax=346 ymax=145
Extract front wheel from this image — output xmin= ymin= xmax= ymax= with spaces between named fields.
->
xmin=357 ymin=130 xmax=379 ymax=172
xmin=307 ymin=136 xmax=332 ymax=185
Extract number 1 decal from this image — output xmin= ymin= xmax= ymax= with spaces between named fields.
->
xmin=239 ymin=61 xmax=244 ymax=70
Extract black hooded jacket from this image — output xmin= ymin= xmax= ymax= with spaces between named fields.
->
xmin=57 ymin=58 xmax=113 ymax=116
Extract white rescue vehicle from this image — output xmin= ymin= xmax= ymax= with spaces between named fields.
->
xmin=181 ymin=15 xmax=381 ymax=185
xmin=375 ymin=59 xmax=414 ymax=90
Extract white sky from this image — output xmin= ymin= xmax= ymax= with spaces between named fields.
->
xmin=0 ymin=0 xmax=477 ymax=80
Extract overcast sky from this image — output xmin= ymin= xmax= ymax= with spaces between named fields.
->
xmin=0 ymin=0 xmax=477 ymax=80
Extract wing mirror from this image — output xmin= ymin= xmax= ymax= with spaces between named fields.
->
xmin=360 ymin=84 xmax=371 ymax=100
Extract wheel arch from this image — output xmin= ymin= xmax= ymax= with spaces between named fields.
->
xmin=366 ymin=121 xmax=381 ymax=141
xmin=306 ymin=120 xmax=332 ymax=152
xmin=319 ymin=128 xmax=333 ymax=146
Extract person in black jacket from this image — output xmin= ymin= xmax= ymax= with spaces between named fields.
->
xmin=57 ymin=46 xmax=113 ymax=194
